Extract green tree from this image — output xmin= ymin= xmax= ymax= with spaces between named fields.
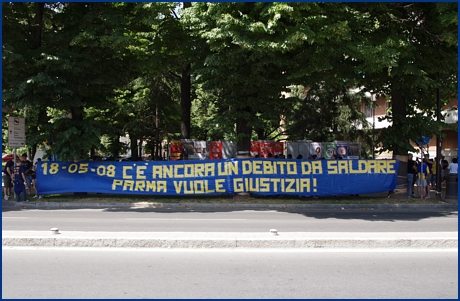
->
xmin=285 ymin=84 xmax=372 ymax=143
xmin=347 ymin=2 xmax=458 ymax=156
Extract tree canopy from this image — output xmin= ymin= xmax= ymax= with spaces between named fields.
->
xmin=2 ymin=2 xmax=457 ymax=160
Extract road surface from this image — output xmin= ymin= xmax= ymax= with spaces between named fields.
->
xmin=2 ymin=248 xmax=457 ymax=299
xmin=2 ymin=208 xmax=457 ymax=233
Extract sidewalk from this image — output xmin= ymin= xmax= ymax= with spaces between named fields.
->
xmin=2 ymin=231 xmax=457 ymax=249
xmin=1 ymin=186 xmax=458 ymax=210
xmin=2 ymin=188 xmax=457 ymax=250
xmin=1 ymin=200 xmax=458 ymax=211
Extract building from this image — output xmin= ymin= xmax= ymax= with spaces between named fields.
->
xmin=365 ymin=95 xmax=458 ymax=162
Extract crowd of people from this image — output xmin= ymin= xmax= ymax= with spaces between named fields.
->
xmin=2 ymin=153 xmax=41 ymax=203
xmin=407 ymin=154 xmax=458 ymax=199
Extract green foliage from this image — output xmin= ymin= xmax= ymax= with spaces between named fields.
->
xmin=285 ymin=85 xmax=372 ymax=143
xmin=2 ymin=2 xmax=457 ymax=159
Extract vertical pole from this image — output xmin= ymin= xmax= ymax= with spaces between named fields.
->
xmin=436 ymin=88 xmax=442 ymax=199
xmin=13 ymin=148 xmax=17 ymax=168
xmin=372 ymin=95 xmax=375 ymax=159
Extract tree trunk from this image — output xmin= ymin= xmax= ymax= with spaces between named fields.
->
xmin=130 ymin=135 xmax=139 ymax=160
xmin=179 ymin=2 xmax=192 ymax=139
xmin=391 ymin=88 xmax=406 ymax=156
xmin=180 ymin=64 xmax=191 ymax=139
xmin=236 ymin=106 xmax=252 ymax=158
xmin=256 ymin=128 xmax=265 ymax=141
xmin=32 ymin=3 xmax=44 ymax=49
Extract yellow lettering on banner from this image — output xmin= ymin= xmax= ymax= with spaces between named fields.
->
xmin=327 ymin=161 xmax=338 ymax=174
xmin=311 ymin=161 xmax=322 ymax=174
xmin=157 ymin=181 xmax=167 ymax=192
xmin=234 ymin=178 xmax=244 ymax=192
xmin=185 ymin=164 xmax=194 ymax=178
xmin=301 ymin=161 xmax=323 ymax=175
xmin=124 ymin=180 xmax=134 ymax=191
xmin=349 ymin=160 xmax=364 ymax=174
xmin=263 ymin=162 xmax=273 ymax=174
xmin=377 ymin=160 xmax=387 ymax=173
xmin=271 ymin=178 xmax=280 ymax=192
xmin=387 ymin=160 xmax=396 ymax=173
xmin=194 ymin=180 xmax=204 ymax=193
xmin=146 ymin=181 xmax=156 ymax=192
xmin=163 ymin=165 xmax=173 ymax=178
xmin=112 ymin=179 xmax=123 ymax=190
xmin=135 ymin=180 xmax=145 ymax=191
xmin=367 ymin=160 xmax=377 ymax=173
xmin=338 ymin=160 xmax=348 ymax=174
xmin=228 ymin=161 xmax=238 ymax=176
xmin=174 ymin=181 xmax=182 ymax=193
xmin=123 ymin=166 xmax=133 ymax=179
xmin=286 ymin=179 xmax=295 ymax=192
xmin=218 ymin=162 xmax=238 ymax=176
xmin=358 ymin=160 xmax=368 ymax=173
xmin=215 ymin=179 xmax=225 ymax=192
xmin=253 ymin=161 xmax=262 ymax=175
xmin=152 ymin=166 xmax=162 ymax=178
xmin=326 ymin=160 xmax=399 ymax=175
xmin=260 ymin=178 xmax=270 ymax=192
xmin=184 ymin=181 xmax=193 ymax=194
xmin=206 ymin=180 xmax=216 ymax=193
xmin=301 ymin=162 xmax=312 ymax=174
xmin=136 ymin=166 xmax=147 ymax=180
xmin=79 ymin=163 xmax=89 ymax=174
xmin=205 ymin=163 xmax=215 ymax=177
xmin=287 ymin=162 xmax=297 ymax=175
xmin=242 ymin=161 xmax=252 ymax=175
xmin=195 ymin=164 xmax=204 ymax=177
xmin=112 ymin=180 xmax=169 ymax=192
xmin=299 ymin=178 xmax=310 ymax=192
xmin=249 ymin=178 xmax=259 ymax=191
xmin=277 ymin=161 xmax=286 ymax=174
xmin=174 ymin=165 xmax=183 ymax=178
xmin=217 ymin=163 xmax=227 ymax=176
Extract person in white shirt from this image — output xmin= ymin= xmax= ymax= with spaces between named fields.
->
xmin=447 ymin=158 xmax=458 ymax=174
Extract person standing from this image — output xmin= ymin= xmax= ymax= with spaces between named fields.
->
xmin=31 ymin=159 xmax=42 ymax=199
xmin=423 ymin=154 xmax=433 ymax=191
xmin=407 ymin=154 xmax=417 ymax=198
xmin=3 ymin=158 xmax=14 ymax=200
xmin=441 ymin=157 xmax=449 ymax=184
xmin=431 ymin=157 xmax=439 ymax=189
xmin=447 ymin=158 xmax=458 ymax=175
xmin=12 ymin=158 xmax=28 ymax=202
xmin=417 ymin=160 xmax=429 ymax=199
xmin=21 ymin=153 xmax=33 ymax=195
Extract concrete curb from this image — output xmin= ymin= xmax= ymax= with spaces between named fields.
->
xmin=2 ymin=201 xmax=458 ymax=211
xmin=2 ymin=231 xmax=458 ymax=249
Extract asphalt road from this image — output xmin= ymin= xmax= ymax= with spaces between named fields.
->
xmin=2 ymin=248 xmax=457 ymax=299
xmin=2 ymin=208 xmax=458 ymax=232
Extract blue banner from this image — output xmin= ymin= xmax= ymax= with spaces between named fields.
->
xmin=35 ymin=159 xmax=399 ymax=197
